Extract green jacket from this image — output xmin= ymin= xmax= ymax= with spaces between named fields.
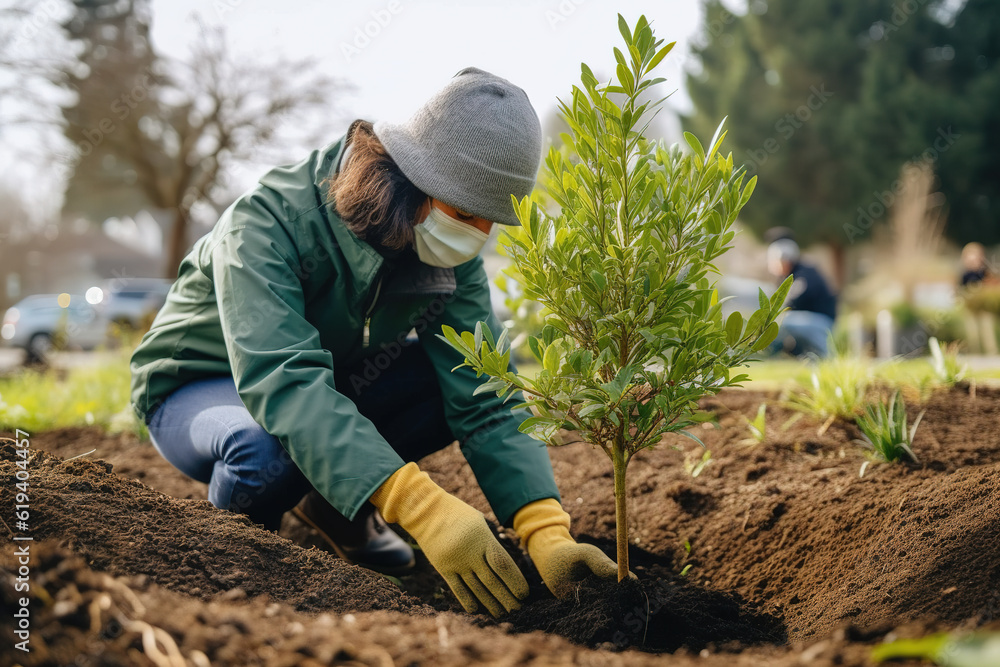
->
xmin=130 ymin=132 xmax=559 ymax=524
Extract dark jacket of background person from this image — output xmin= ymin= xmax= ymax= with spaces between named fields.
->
xmin=787 ymin=261 xmax=837 ymax=320
xmin=130 ymin=134 xmax=559 ymax=525
xmin=962 ymin=268 xmax=988 ymax=286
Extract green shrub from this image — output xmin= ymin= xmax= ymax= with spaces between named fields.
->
xmin=440 ymin=15 xmax=786 ymax=580
xmin=962 ymin=284 xmax=1000 ymax=315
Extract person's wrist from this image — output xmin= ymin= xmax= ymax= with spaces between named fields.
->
xmin=513 ymin=498 xmax=574 ymax=556
xmin=369 ymin=462 xmax=451 ymax=541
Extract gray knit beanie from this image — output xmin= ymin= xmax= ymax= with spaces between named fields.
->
xmin=373 ymin=67 xmax=542 ymax=226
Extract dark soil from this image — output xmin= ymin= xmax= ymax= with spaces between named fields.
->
xmin=504 ymin=575 xmax=785 ymax=653
xmin=3 ymin=385 xmax=1000 ymax=665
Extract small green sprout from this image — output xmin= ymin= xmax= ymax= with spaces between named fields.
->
xmin=741 ymin=403 xmax=767 ymax=444
xmin=929 ymin=336 xmax=967 ymax=387
xmin=872 ymin=631 xmax=1000 ymax=665
xmin=683 ymin=449 xmax=713 ymax=478
xmin=786 ymin=354 xmax=871 ymax=434
xmin=855 ymin=391 xmax=923 ymax=477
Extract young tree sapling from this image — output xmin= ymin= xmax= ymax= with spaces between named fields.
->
xmin=440 ymin=15 xmax=791 ymax=581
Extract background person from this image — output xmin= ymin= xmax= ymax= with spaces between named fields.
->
xmin=959 ymin=241 xmax=999 ymax=353
xmin=766 ymin=238 xmax=838 ymax=358
xmin=130 ymin=68 xmax=617 ymax=617
xmin=960 ymin=241 xmax=993 ymax=287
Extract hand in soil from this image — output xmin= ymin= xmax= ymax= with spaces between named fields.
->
xmin=370 ymin=462 xmax=529 ymax=617
xmin=513 ymin=498 xmax=621 ymax=598
xmin=533 ymin=540 xmax=621 ymax=598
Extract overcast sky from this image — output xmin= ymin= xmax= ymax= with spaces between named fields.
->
xmin=149 ymin=0 xmax=706 ymax=123
xmin=1 ymin=0 xmax=715 ymax=217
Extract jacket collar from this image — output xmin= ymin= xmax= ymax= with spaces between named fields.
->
xmin=315 ymin=125 xmax=384 ymax=288
xmin=315 ymin=121 xmax=457 ymax=296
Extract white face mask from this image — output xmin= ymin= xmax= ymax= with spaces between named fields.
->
xmin=413 ymin=205 xmax=490 ymax=267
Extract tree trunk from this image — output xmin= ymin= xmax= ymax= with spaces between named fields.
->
xmin=612 ymin=445 xmax=629 ymax=582
xmin=165 ymin=207 xmax=189 ymax=279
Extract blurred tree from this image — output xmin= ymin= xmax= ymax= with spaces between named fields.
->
xmin=684 ymin=0 xmax=968 ymax=280
xmin=0 ymin=2 xmax=70 ymax=155
xmin=936 ymin=0 xmax=1000 ymax=246
xmin=58 ymin=2 xmax=343 ymax=278
xmin=59 ymin=0 xmax=158 ymax=221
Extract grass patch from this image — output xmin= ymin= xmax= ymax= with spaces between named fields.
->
xmin=0 ymin=349 xmax=143 ymax=437
xmin=856 ymin=391 xmax=922 ymax=474
xmin=745 ymin=356 xmax=1000 ymax=391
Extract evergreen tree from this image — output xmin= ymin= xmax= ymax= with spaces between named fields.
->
xmin=937 ymin=0 xmax=1000 ymax=245
xmin=684 ymin=0 xmax=977 ymax=266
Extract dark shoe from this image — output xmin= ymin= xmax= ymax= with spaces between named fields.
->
xmin=292 ymin=491 xmax=415 ymax=576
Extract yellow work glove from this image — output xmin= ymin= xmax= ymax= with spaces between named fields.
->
xmin=369 ymin=462 xmax=528 ymax=617
xmin=513 ymin=498 xmax=619 ymax=599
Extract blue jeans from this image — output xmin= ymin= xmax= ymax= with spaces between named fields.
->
xmin=146 ymin=342 xmax=454 ymax=530
xmin=771 ymin=310 xmax=835 ymax=358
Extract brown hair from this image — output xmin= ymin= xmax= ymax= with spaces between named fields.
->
xmin=327 ymin=120 xmax=426 ymax=250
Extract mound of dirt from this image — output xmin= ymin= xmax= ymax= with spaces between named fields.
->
xmin=1 ymin=542 xmax=818 ymax=667
xmin=0 ymin=440 xmax=421 ymax=615
xmin=6 ymin=386 xmax=1000 ymax=665
xmin=419 ymin=386 xmax=1000 ymax=641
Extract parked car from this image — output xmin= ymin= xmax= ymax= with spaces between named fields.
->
xmin=1 ymin=294 xmax=109 ymax=362
xmin=99 ymin=278 xmax=172 ymax=330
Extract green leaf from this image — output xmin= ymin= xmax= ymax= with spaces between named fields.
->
xmin=752 ymin=321 xmax=781 ymax=352
xmin=517 ymin=416 xmax=552 ymax=435
xmin=646 ymin=41 xmax=675 ymax=73
xmin=770 ymin=274 xmax=794 ymax=310
xmin=577 ymin=403 xmax=607 ymax=419
xmin=632 ymin=14 xmax=649 ymax=43
xmin=473 ymin=377 xmax=508 ymax=396
xmin=590 ymin=269 xmax=608 ymax=292
xmin=738 ymin=175 xmax=758 ymax=210
xmin=707 ymin=117 xmax=728 ymax=157
xmin=684 ymin=131 xmax=705 ymax=160
xmin=745 ymin=308 xmax=767 ymax=336
xmin=688 ymin=411 xmax=717 ymax=423
xmin=438 ymin=325 xmax=472 ymax=356
xmin=677 ymin=429 xmax=706 ymax=448
xmin=542 ymin=343 xmax=560 ymax=374
xmin=496 ymin=326 xmax=510 ymax=355
xmin=869 ymin=633 xmax=950 ymax=663
xmin=617 ymin=13 xmax=632 ymax=46
xmin=601 ymin=366 xmax=633 ymax=401
xmin=527 ymin=335 xmax=543 ymax=363
xmin=725 ymin=311 xmax=744 ymax=345
xmin=616 ymin=62 xmax=634 ymax=93
xmin=461 ymin=330 xmax=476 ymax=353
xmin=474 ymin=321 xmax=484 ymax=353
